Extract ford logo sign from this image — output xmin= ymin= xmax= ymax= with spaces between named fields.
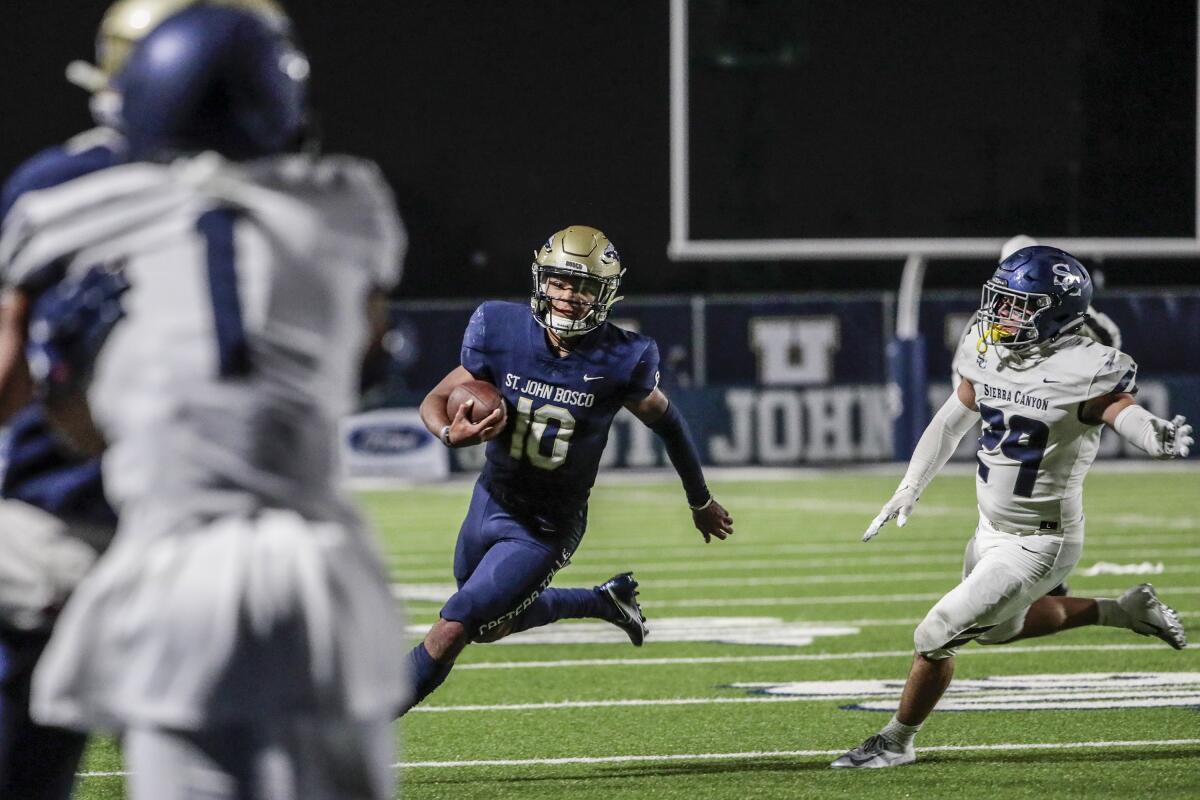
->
xmin=347 ymin=424 xmax=431 ymax=455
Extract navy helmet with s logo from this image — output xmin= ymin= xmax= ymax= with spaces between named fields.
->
xmin=978 ymin=245 xmax=1093 ymax=350
xmin=112 ymin=3 xmax=308 ymax=161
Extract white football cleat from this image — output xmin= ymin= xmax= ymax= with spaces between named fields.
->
xmin=1118 ymin=583 xmax=1187 ymax=650
xmin=830 ymin=734 xmax=916 ymax=769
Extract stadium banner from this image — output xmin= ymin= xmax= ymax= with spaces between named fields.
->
xmin=339 ymin=408 xmax=449 ymax=480
xmin=385 ymin=291 xmax=1200 ymax=468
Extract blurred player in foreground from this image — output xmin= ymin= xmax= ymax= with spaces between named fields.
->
xmin=399 ymin=225 xmax=734 ymax=713
xmin=0 ymin=2 xmax=284 ymax=797
xmin=0 ymin=6 xmax=407 ymax=798
xmin=833 ymin=245 xmax=1191 ymax=769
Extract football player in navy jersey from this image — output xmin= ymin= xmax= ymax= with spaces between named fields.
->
xmin=0 ymin=3 xmax=284 ymax=797
xmin=400 ymin=225 xmax=733 ymax=713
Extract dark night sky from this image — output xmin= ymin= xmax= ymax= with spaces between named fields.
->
xmin=2 ymin=1 xmax=1197 ymax=298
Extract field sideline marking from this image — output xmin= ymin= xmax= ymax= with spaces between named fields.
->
xmin=448 ymin=642 xmax=1185 ymax=673
xmin=76 ymin=738 xmax=1200 ymax=777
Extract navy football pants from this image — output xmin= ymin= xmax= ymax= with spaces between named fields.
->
xmin=399 ymin=483 xmax=619 ymax=715
xmin=441 ymin=482 xmax=606 ymax=641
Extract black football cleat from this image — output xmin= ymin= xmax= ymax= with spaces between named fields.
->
xmin=1046 ymin=582 xmax=1069 ymax=597
xmin=596 ymin=572 xmax=648 ymax=646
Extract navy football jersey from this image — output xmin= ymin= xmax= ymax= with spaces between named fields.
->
xmin=461 ymin=301 xmax=659 ymax=533
xmin=0 ymin=128 xmax=124 ymax=524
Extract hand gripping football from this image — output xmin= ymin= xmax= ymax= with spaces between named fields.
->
xmin=446 ymin=379 xmax=505 ymax=425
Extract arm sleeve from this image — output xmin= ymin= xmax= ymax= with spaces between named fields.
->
xmin=1111 ymin=404 xmax=1174 ymax=457
xmin=460 ymin=303 xmax=493 ymax=381
xmin=622 ymin=339 xmax=661 ymax=403
xmin=648 ymin=401 xmax=709 ymax=508
xmin=898 ymin=392 xmax=979 ymax=496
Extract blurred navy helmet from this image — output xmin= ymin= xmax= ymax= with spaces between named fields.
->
xmin=113 ymin=4 xmax=308 ymax=160
xmin=978 ymin=245 xmax=1093 ymax=349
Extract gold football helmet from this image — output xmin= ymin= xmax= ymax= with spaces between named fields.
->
xmin=530 ymin=225 xmax=625 ymax=337
xmin=67 ymin=0 xmax=288 ymax=93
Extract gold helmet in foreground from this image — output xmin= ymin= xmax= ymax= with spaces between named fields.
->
xmin=67 ymin=0 xmax=289 ymax=94
xmin=530 ymin=225 xmax=625 ymax=338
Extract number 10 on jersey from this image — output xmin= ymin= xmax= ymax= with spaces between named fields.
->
xmin=509 ymin=397 xmax=576 ymax=470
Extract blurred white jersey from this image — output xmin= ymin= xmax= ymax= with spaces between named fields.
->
xmin=954 ymin=326 xmax=1137 ymax=532
xmin=0 ymin=153 xmax=409 ymax=730
xmin=1 ymin=152 xmax=405 ymax=529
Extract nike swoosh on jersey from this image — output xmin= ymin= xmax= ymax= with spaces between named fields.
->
xmin=1042 ymin=378 xmax=1060 ymax=383
xmin=583 ymin=375 xmax=605 ymax=382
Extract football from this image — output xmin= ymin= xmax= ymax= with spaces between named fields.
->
xmin=446 ymin=379 xmax=505 ymax=425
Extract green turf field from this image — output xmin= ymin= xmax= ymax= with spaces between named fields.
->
xmin=75 ymin=467 xmax=1200 ymax=799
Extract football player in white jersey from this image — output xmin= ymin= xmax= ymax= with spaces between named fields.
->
xmin=0 ymin=6 xmax=407 ymax=799
xmin=832 ymin=245 xmax=1192 ymax=769
xmin=951 ymin=235 xmax=1123 ymax=600
xmin=0 ymin=2 xmax=287 ymax=798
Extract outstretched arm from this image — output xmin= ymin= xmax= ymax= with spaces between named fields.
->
xmin=1081 ymin=392 xmax=1192 ymax=459
xmin=626 ymin=387 xmax=733 ymax=543
xmin=864 ymin=380 xmax=980 ymax=542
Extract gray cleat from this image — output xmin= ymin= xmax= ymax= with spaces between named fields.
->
xmin=830 ymin=734 xmax=916 ymax=769
xmin=595 ymin=572 xmax=648 ymax=646
xmin=1118 ymin=583 xmax=1187 ymax=650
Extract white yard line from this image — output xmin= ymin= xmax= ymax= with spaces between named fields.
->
xmin=397 ymin=585 xmax=1200 ymax=608
xmin=636 ymin=568 xmax=1200 ymax=590
xmin=399 ymin=738 xmax=1200 ymax=767
xmin=591 ymin=490 xmax=1200 ymax=531
xmin=390 ymin=534 xmax=1200 ymax=565
xmin=78 ymin=737 xmax=1200 ymax=777
xmin=393 ymin=570 xmax=969 ymax=587
xmin=448 ymin=642 xmax=1185 ymax=673
xmin=394 ymin=547 xmax=1200 ymax=578
xmin=640 ymin=584 xmax=1200 ymax=607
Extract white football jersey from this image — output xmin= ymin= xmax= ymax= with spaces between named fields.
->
xmin=953 ymin=325 xmax=1137 ymax=532
xmin=0 ymin=153 xmax=406 ymax=528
